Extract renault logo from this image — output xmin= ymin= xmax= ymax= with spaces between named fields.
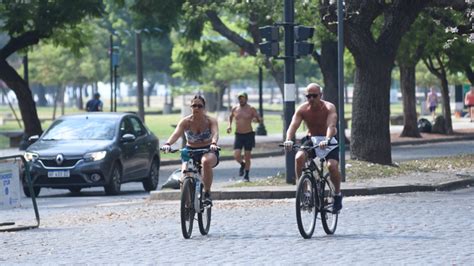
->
xmin=56 ymin=154 xmax=64 ymax=165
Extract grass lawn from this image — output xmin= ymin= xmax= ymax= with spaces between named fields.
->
xmin=0 ymin=103 xmax=405 ymax=149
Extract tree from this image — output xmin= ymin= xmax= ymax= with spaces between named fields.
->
xmin=320 ymin=0 xmax=468 ymax=164
xmin=396 ymin=14 xmax=433 ymax=138
xmin=0 ymin=1 xmax=103 ymax=141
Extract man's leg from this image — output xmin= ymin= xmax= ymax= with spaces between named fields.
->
xmin=327 ymin=159 xmax=341 ymax=193
xmin=234 ymin=135 xmax=245 ymax=176
xmin=243 ymin=150 xmax=251 ymax=181
xmin=295 ymin=150 xmax=306 ymax=180
xmin=327 ymin=158 xmax=343 ymax=212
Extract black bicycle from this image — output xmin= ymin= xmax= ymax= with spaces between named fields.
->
xmin=282 ymin=143 xmax=339 ymax=239
xmin=163 ymin=147 xmax=215 ymax=239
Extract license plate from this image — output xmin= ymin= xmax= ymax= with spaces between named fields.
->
xmin=48 ymin=170 xmax=70 ymax=178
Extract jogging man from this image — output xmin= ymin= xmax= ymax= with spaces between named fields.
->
xmin=227 ymin=92 xmax=262 ymax=182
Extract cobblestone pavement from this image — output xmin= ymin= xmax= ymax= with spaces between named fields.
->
xmin=1 ymin=188 xmax=473 ymax=264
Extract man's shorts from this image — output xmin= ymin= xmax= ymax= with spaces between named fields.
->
xmin=429 ymin=106 xmax=437 ymax=112
xmin=234 ymin=132 xmax=255 ymax=151
xmin=181 ymin=145 xmax=220 ymax=167
xmin=300 ymin=136 xmax=339 ymax=161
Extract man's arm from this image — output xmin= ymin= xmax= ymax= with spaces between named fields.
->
xmin=285 ymin=107 xmax=303 ymax=141
xmin=227 ymin=107 xmax=235 ymax=134
xmin=325 ymin=103 xmax=338 ymax=139
xmin=252 ymin=107 xmax=263 ymax=123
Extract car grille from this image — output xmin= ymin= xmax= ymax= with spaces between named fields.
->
xmin=40 ymin=158 xmax=81 ymax=167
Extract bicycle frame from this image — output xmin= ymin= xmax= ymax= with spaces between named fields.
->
xmin=182 ymin=155 xmax=203 ymax=214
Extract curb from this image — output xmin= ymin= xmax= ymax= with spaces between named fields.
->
xmin=149 ymin=177 xmax=474 ymax=201
xmin=159 ymin=135 xmax=474 ymax=166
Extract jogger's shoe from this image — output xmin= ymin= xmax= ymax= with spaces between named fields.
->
xmin=239 ymin=162 xmax=245 ymax=176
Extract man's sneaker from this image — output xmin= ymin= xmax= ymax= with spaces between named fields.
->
xmin=333 ymin=194 xmax=343 ymax=213
xmin=239 ymin=162 xmax=246 ymax=176
xmin=203 ymin=192 xmax=213 ymax=207
xmin=243 ymin=176 xmax=250 ymax=182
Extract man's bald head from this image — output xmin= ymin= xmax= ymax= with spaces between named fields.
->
xmin=306 ymin=83 xmax=322 ymax=94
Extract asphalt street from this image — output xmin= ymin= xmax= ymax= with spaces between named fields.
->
xmin=1 ymin=188 xmax=473 ymax=264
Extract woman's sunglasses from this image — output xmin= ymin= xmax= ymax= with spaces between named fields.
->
xmin=191 ymin=104 xmax=204 ymax=109
xmin=305 ymin=93 xmax=320 ymax=99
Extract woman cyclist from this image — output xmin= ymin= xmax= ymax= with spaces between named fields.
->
xmin=161 ymin=95 xmax=219 ymax=205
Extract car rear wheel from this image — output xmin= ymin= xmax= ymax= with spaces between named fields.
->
xmin=142 ymin=158 xmax=160 ymax=192
xmin=23 ymin=185 xmax=41 ymax=198
xmin=104 ymin=164 xmax=121 ymax=195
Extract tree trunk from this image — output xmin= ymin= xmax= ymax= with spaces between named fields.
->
xmin=399 ymin=64 xmax=421 ymax=138
xmin=0 ymin=59 xmax=42 ymax=138
xmin=351 ymin=59 xmax=393 ymax=164
xmin=36 ymin=83 xmax=48 ymax=107
xmin=78 ymin=84 xmax=84 ymax=110
xmin=318 ymin=40 xmax=339 ymax=108
xmin=440 ymin=76 xmax=453 ymax=134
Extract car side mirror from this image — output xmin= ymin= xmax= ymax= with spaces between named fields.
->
xmin=121 ymin=133 xmax=136 ymax=143
xmin=28 ymin=135 xmax=39 ymax=142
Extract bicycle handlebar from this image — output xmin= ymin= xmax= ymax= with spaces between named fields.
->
xmin=278 ymin=143 xmax=338 ymax=150
xmin=160 ymin=147 xmax=221 ymax=153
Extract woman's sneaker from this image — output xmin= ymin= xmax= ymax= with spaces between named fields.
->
xmin=203 ymin=192 xmax=213 ymax=207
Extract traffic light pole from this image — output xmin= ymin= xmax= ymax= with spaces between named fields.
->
xmin=284 ymin=0 xmax=296 ymax=184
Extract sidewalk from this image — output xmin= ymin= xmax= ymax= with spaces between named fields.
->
xmin=151 ymin=118 xmax=474 ymax=201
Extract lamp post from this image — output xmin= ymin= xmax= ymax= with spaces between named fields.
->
xmin=256 ymin=66 xmax=267 ymax=135
xmin=337 ymin=0 xmax=346 ymax=182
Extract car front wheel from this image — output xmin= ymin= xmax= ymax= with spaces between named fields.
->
xmin=104 ymin=164 xmax=121 ymax=195
xmin=23 ymin=185 xmax=41 ymax=198
xmin=143 ymin=159 xmax=160 ymax=192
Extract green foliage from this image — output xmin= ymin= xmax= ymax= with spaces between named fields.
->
xmin=0 ymin=1 xmax=104 ymax=53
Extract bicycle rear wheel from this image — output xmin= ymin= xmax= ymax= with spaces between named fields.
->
xmin=295 ymin=174 xmax=318 ymax=239
xmin=321 ymin=173 xmax=338 ymax=235
xmin=181 ymin=178 xmax=195 ymax=239
xmin=198 ymin=183 xmax=211 ymax=235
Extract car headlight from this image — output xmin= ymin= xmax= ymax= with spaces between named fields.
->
xmin=84 ymin=151 xmax=107 ymax=161
xmin=24 ymin=152 xmax=39 ymax=162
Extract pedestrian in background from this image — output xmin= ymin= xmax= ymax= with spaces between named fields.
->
xmin=465 ymin=86 xmax=474 ymax=122
xmin=426 ymin=87 xmax=439 ymax=122
xmin=227 ymin=92 xmax=262 ymax=182
xmin=86 ymin=92 xmax=103 ymax=112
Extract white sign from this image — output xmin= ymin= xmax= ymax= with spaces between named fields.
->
xmin=284 ymin=83 xmax=296 ymax=102
xmin=0 ymin=161 xmax=21 ymax=209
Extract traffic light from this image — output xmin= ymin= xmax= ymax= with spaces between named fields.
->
xmin=259 ymin=26 xmax=279 ymax=57
xmin=294 ymin=26 xmax=314 ymax=57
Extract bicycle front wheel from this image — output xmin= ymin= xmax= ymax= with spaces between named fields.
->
xmin=198 ymin=183 xmax=211 ymax=235
xmin=295 ymin=174 xmax=318 ymax=239
xmin=321 ymin=173 xmax=338 ymax=235
xmin=181 ymin=178 xmax=195 ymax=239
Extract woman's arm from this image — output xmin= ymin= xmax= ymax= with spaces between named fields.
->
xmin=209 ymin=117 xmax=219 ymax=144
xmin=164 ymin=118 xmax=187 ymax=145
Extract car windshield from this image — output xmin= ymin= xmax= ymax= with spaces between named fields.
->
xmin=42 ymin=118 xmax=116 ymax=140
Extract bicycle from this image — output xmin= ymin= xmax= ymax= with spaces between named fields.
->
xmin=162 ymin=147 xmax=217 ymax=239
xmin=281 ymin=142 xmax=339 ymax=239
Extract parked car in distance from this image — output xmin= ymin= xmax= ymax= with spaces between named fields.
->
xmin=23 ymin=113 xmax=160 ymax=197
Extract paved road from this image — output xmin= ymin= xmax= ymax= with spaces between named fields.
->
xmin=1 ymin=188 xmax=473 ymax=264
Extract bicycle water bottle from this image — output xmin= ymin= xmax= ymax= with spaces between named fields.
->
xmin=194 ymin=178 xmax=201 ymax=211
